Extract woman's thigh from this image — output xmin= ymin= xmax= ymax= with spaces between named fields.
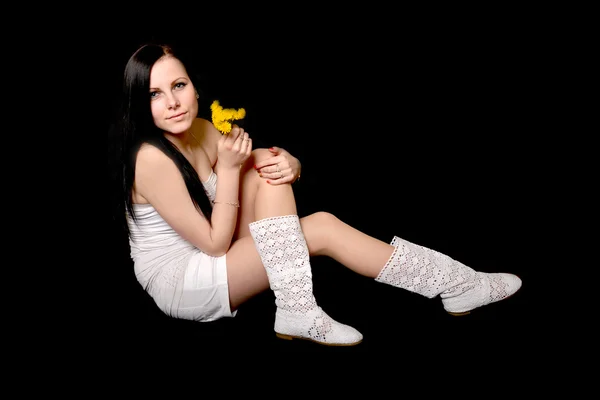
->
xmin=225 ymin=235 xmax=270 ymax=311
xmin=233 ymin=148 xmax=272 ymax=240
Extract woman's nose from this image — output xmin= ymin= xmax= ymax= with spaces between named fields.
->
xmin=166 ymin=95 xmax=180 ymax=109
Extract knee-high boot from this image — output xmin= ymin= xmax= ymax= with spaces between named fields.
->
xmin=249 ymin=215 xmax=363 ymax=346
xmin=375 ymin=236 xmax=522 ymax=315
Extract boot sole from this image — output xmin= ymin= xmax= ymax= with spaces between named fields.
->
xmin=276 ymin=332 xmax=363 ymax=346
xmin=446 ymin=281 xmax=521 ymax=316
xmin=447 ymin=311 xmax=471 ymax=316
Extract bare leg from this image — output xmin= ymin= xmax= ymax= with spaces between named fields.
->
xmin=226 ymin=151 xmax=521 ymax=318
xmin=226 ymin=212 xmax=395 ymax=308
xmin=233 ymin=149 xmax=297 ymax=239
xmin=224 ymin=236 xmax=269 ymax=311
xmin=226 ymin=148 xmax=299 ymax=311
xmin=226 ymin=150 xmax=363 ymax=346
xmin=298 ymin=212 xmax=394 ymax=278
xmin=301 ymin=211 xmax=521 ymax=315
xmin=226 ymin=149 xmax=395 ymax=311
xmin=227 ymin=149 xmax=296 ymax=310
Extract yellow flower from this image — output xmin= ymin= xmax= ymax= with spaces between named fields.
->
xmin=210 ymin=100 xmax=246 ymax=134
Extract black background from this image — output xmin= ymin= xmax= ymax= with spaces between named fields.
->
xmin=104 ymin=9 xmax=557 ymax=359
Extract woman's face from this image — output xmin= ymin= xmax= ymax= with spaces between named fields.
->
xmin=149 ymin=56 xmax=198 ymax=134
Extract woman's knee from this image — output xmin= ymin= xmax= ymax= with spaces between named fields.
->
xmin=241 ymin=148 xmax=271 ymax=170
xmin=307 ymin=211 xmax=339 ymax=226
xmin=240 ymin=148 xmax=273 ymax=181
xmin=251 ymin=148 xmax=272 ymax=161
xmin=240 ymin=148 xmax=271 ymax=181
xmin=301 ymin=211 xmax=340 ymax=254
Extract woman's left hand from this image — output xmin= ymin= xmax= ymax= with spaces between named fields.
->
xmin=254 ymin=147 xmax=302 ymax=185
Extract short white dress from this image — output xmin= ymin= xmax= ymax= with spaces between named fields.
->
xmin=127 ymin=171 xmax=237 ymax=322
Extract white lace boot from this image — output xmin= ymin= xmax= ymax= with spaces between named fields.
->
xmin=249 ymin=215 xmax=363 ymax=346
xmin=375 ymin=236 xmax=522 ymax=315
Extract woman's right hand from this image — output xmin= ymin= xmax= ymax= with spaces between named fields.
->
xmin=216 ymin=125 xmax=252 ymax=170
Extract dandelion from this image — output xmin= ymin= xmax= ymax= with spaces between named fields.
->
xmin=210 ymin=100 xmax=246 ymax=134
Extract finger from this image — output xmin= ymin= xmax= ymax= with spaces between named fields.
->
xmin=270 ymin=160 xmax=290 ymax=174
xmin=233 ymin=131 xmax=248 ymax=152
xmin=268 ymin=146 xmax=281 ymax=154
xmin=223 ymin=130 xmax=237 ymax=147
xmin=235 ymin=127 xmax=246 ymax=142
xmin=245 ymin=138 xmax=253 ymax=156
xmin=275 ymin=160 xmax=290 ymax=172
xmin=266 ymin=173 xmax=293 ymax=185
xmin=254 ymin=159 xmax=276 ymax=170
xmin=228 ymin=125 xmax=239 ymax=139
xmin=241 ymin=134 xmax=251 ymax=152
xmin=272 ymin=163 xmax=287 ymax=174
xmin=254 ymin=155 xmax=283 ymax=171
xmin=261 ymin=164 xmax=278 ymax=174
xmin=228 ymin=125 xmax=242 ymax=142
xmin=267 ymin=178 xmax=290 ymax=186
xmin=259 ymin=167 xmax=291 ymax=180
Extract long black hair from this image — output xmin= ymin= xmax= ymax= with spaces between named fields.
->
xmin=108 ymin=42 xmax=213 ymax=239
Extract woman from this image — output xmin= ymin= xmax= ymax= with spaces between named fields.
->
xmin=108 ymin=42 xmax=522 ymax=347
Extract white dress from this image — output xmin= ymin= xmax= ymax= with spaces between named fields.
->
xmin=127 ymin=171 xmax=236 ymax=322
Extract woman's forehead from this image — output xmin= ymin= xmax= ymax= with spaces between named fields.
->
xmin=150 ymin=56 xmax=188 ymax=85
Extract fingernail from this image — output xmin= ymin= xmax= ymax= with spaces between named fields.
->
xmin=253 ymin=165 xmax=257 ymax=169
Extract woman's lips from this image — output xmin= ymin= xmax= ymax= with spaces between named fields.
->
xmin=168 ymin=112 xmax=187 ymax=120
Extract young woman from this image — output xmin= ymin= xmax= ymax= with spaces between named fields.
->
xmin=107 ymin=42 xmax=522 ymax=347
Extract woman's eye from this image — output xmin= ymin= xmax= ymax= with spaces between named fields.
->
xmin=175 ymin=82 xmax=186 ymax=89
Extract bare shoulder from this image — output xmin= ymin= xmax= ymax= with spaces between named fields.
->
xmin=136 ymin=143 xmax=176 ymax=174
xmin=133 ymin=144 xmax=179 ymax=203
xmin=137 ymin=143 xmax=168 ymax=164
xmin=193 ymin=117 xmax=221 ymax=142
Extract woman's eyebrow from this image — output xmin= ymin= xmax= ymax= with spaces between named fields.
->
xmin=149 ymin=77 xmax=188 ymax=91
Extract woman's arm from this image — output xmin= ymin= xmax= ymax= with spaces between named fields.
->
xmin=134 ymin=140 xmax=245 ymax=257
xmin=208 ymin=164 xmax=241 ymax=253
